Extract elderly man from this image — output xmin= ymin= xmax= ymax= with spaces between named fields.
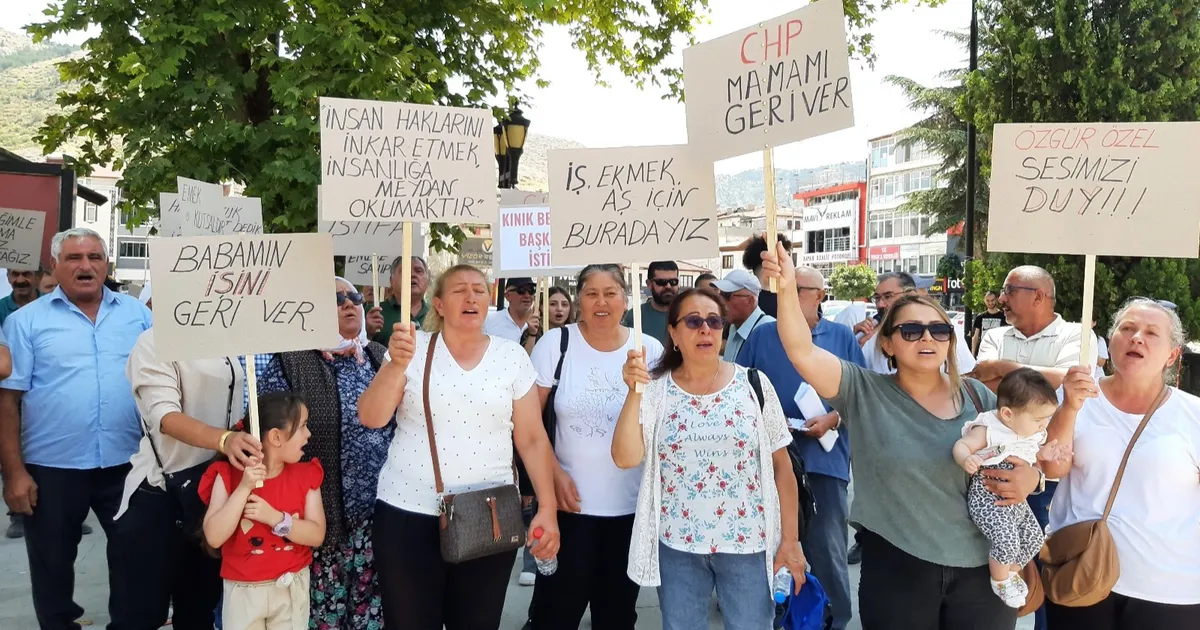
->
xmin=714 ymin=269 xmax=773 ymax=361
xmin=485 ymin=277 xmax=541 ymax=347
xmin=974 ymin=265 xmax=1096 ymax=630
xmin=369 ymin=255 xmax=430 ymax=344
xmin=738 ymin=265 xmax=864 ymax=630
xmin=0 ymin=228 xmax=152 ymax=629
xmin=620 ymin=260 xmax=678 ymax=345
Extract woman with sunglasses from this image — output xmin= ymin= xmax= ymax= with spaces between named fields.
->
xmin=254 ymin=277 xmax=393 ymax=630
xmin=612 ymin=287 xmax=805 ymax=630
xmin=761 ymin=245 xmax=1041 ymax=630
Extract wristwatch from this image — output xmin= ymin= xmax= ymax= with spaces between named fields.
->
xmin=1031 ymin=469 xmax=1047 ymax=496
xmin=272 ymin=512 xmax=293 ymax=538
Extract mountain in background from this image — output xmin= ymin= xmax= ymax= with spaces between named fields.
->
xmin=716 ymin=161 xmax=867 ymax=209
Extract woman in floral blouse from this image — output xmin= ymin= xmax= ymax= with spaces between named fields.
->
xmin=611 ymin=287 xmax=806 ymax=630
xmin=256 ymin=277 xmax=392 ymax=630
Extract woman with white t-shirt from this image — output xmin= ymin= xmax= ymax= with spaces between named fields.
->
xmin=358 ymin=264 xmax=561 ymax=630
xmin=524 ymin=264 xmax=664 ymax=629
xmin=612 ymin=288 xmax=804 ymax=630
xmin=1043 ymin=298 xmax=1200 ymax=629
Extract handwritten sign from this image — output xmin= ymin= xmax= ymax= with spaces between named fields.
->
xmin=500 ymin=189 xmax=549 ymax=207
xmin=549 ymin=145 xmax=718 ymax=266
xmin=149 ymin=233 xmax=339 ymax=362
xmin=317 ymin=220 xmax=423 ymax=257
xmin=682 ymin=1 xmax=855 ymax=161
xmin=158 ymin=193 xmax=184 ymax=237
xmin=0 ymin=208 xmax=45 ymax=271
xmin=988 ymin=122 xmax=1200 ymax=257
xmin=176 ymin=177 xmax=265 ymax=236
xmin=318 ymin=97 xmax=496 ymax=224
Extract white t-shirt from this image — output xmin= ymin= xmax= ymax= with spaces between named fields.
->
xmin=531 ymin=324 xmax=664 ymax=516
xmin=1048 ymin=387 xmax=1200 ymax=605
xmin=862 ymin=328 xmax=977 ymax=375
xmin=484 ymin=308 xmax=527 ymax=343
xmin=961 ymin=410 xmax=1045 ymax=466
xmin=1094 ymin=336 xmax=1109 ymax=380
xmin=376 ymin=331 xmax=537 ymax=516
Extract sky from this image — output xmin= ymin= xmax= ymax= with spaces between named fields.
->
xmin=0 ymin=0 xmax=970 ymax=175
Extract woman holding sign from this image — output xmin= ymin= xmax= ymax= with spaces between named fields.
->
xmin=254 ymin=277 xmax=391 ymax=630
xmin=359 ymin=264 xmax=561 ymax=630
xmin=612 ymin=287 xmax=803 ymax=630
xmin=1041 ymin=298 xmax=1200 ymax=629
xmin=762 ymin=244 xmax=1040 ymax=630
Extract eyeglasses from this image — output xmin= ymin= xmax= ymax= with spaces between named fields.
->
xmin=871 ymin=288 xmax=912 ymax=303
xmin=1001 ymin=284 xmax=1039 ymax=296
xmin=896 ymin=322 xmax=954 ymax=342
xmin=677 ymin=314 xmax=726 ymax=330
xmin=1130 ymin=296 xmax=1177 ymax=311
xmin=653 ymin=278 xmax=680 ymax=288
xmin=508 ymin=285 xmax=536 ymax=296
xmin=336 ymin=291 xmax=364 ymax=306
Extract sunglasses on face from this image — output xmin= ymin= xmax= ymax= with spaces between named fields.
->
xmin=508 ymin=285 xmax=536 ymax=296
xmin=677 ymin=314 xmax=726 ymax=330
xmin=896 ymin=322 xmax=954 ymax=342
xmin=653 ymin=278 xmax=679 ymax=287
xmin=336 ymin=291 xmax=364 ymax=306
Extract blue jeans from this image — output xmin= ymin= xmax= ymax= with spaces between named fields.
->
xmin=1028 ymin=481 xmax=1058 ymax=630
xmin=657 ymin=542 xmax=773 ymax=630
xmin=805 ymin=474 xmax=852 ymax=630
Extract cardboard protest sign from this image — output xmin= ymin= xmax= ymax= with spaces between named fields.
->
xmin=0 ymin=208 xmax=45 ymax=271
xmin=500 ymin=189 xmax=549 ymax=207
xmin=149 ymin=233 xmax=339 ymax=362
xmin=317 ymin=220 xmax=424 ymax=257
xmin=548 ymin=145 xmax=718 ymax=266
xmin=158 ymin=193 xmax=184 ymax=237
xmin=988 ymin=122 xmax=1200 ymax=258
xmin=492 ymin=205 xmax=581 ymax=278
xmin=176 ymin=178 xmax=265 ymax=236
xmin=319 ymin=97 xmax=496 ymax=224
xmin=682 ymin=0 xmax=855 ymax=162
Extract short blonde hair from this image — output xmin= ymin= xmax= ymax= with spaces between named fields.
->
xmin=422 ymin=264 xmax=488 ymax=333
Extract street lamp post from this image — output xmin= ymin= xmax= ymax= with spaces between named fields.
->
xmin=964 ymin=0 xmax=979 ymax=335
xmin=494 ymin=123 xmax=510 ymax=189
xmin=493 ymin=106 xmax=532 ymax=308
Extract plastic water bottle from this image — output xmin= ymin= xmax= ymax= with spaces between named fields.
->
xmin=772 ymin=567 xmax=793 ymax=604
xmin=531 ymin=527 xmax=558 ymax=576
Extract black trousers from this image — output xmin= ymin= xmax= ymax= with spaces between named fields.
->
xmin=1046 ymin=592 xmax=1200 ymax=630
xmin=529 ymin=512 xmax=639 ymax=630
xmin=110 ymin=481 xmax=222 ymax=630
xmin=373 ymin=501 xmax=517 ymax=630
xmin=858 ymin=530 xmax=1017 ymax=630
xmin=23 ymin=464 xmax=130 ymax=630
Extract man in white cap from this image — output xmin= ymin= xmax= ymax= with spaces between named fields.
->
xmin=713 ymin=269 xmax=773 ymax=362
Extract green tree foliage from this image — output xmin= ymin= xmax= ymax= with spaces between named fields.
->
xmin=968 ymin=0 xmax=1200 ymax=336
xmin=830 ymin=263 xmax=877 ymax=301
xmin=936 ymin=252 xmax=962 ymax=279
xmin=28 ymin=0 xmax=946 ymax=247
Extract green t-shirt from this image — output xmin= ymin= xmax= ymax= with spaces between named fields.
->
xmin=621 ymin=301 xmax=671 ymax=347
xmin=370 ymin=297 xmax=430 ymax=346
xmin=828 ymin=360 xmax=997 ymax=568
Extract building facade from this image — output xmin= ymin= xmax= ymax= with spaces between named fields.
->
xmin=792 ymin=181 xmax=867 ymax=278
xmin=864 ymin=132 xmax=947 ymax=280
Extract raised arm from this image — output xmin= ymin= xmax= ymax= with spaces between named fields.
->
xmin=359 ymin=323 xmax=414 ymax=428
xmin=1041 ymin=366 xmax=1094 ymax=479
xmin=760 ymin=243 xmax=843 ymax=399
xmin=611 ymin=349 xmax=649 ymax=469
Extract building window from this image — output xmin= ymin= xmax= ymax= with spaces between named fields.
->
xmin=84 ymin=202 xmax=98 ymax=223
xmin=871 ymin=137 xmax=896 ymax=169
xmin=118 ymin=240 xmax=148 ymax=259
xmin=721 ymin=254 xmax=734 ymax=269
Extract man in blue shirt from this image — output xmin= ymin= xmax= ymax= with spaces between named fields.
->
xmin=0 ymin=228 xmax=152 ymax=629
xmin=738 ymin=265 xmax=864 ymax=630
xmin=0 ymin=267 xmax=39 ymax=540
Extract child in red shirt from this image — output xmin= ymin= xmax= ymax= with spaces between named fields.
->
xmin=200 ymin=392 xmax=325 ymax=630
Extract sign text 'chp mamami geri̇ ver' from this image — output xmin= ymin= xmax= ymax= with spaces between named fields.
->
xmin=682 ymin=0 xmax=855 ymax=162
xmin=0 ymin=208 xmax=45 ymax=271
xmin=318 ymin=97 xmax=497 ymax=224
xmin=988 ymin=122 xmax=1200 ymax=258
xmin=150 ymin=233 xmax=339 ymax=362
xmin=549 ymin=145 xmax=718 ymax=266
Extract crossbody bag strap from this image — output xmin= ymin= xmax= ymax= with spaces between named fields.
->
xmin=421 ymin=333 xmax=448 ymax=525
xmin=1101 ymin=385 xmax=1170 ymax=519
xmin=962 ymin=378 xmax=985 ymax=413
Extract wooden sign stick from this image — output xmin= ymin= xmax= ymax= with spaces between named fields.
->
xmin=400 ymin=224 xmax=413 ymax=323
xmin=1078 ymin=254 xmax=1097 ymax=366
xmin=244 ymin=354 xmax=263 ymax=488
xmin=630 ymin=262 xmax=644 ymax=393
xmin=763 ymin=147 xmax=779 ymax=292
xmin=539 ymin=277 xmax=549 ymax=332
xmin=371 ymin=252 xmax=381 ymax=309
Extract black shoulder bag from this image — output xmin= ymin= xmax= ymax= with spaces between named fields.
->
xmin=517 ymin=327 xmax=569 ymax=495
xmin=747 ymin=367 xmax=817 ymax=540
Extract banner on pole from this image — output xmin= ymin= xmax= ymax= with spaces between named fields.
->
xmin=682 ymin=0 xmax=855 ymax=161
xmin=149 ymin=233 xmax=339 ymax=362
xmin=176 ymin=178 xmax=264 ymax=236
xmin=988 ymin=122 xmax=1200 ymax=257
xmin=319 ymin=97 xmax=496 ymax=224
xmin=548 ymin=145 xmax=718 ymax=266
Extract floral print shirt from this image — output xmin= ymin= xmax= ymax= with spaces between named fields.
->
xmin=657 ymin=369 xmax=771 ymax=554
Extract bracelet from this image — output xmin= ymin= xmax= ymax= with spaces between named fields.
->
xmin=217 ymin=430 xmax=234 ymax=454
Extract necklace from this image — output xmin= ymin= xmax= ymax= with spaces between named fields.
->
xmin=681 ymin=364 xmax=725 ymax=413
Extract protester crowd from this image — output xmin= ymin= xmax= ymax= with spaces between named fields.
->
xmin=1 ymin=227 xmax=1197 ymax=630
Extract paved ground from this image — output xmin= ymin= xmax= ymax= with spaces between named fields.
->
xmin=1 ymin=511 xmax=1032 ymax=630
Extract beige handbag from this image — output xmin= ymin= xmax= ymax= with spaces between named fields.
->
xmin=1039 ymin=386 xmax=1169 ymax=607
